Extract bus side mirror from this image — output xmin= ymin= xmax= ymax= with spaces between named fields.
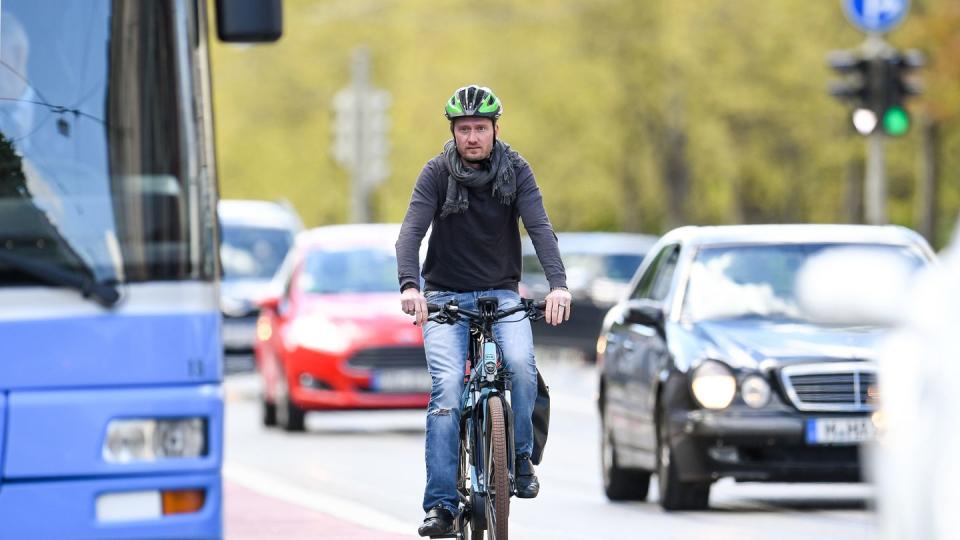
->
xmin=216 ymin=0 xmax=283 ymax=43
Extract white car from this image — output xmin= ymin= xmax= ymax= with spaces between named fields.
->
xmin=873 ymin=223 xmax=959 ymax=540
xmin=795 ymin=221 xmax=958 ymax=538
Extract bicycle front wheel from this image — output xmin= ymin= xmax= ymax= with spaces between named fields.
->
xmin=483 ymin=395 xmax=510 ymax=540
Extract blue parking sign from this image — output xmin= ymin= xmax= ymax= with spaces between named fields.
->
xmin=843 ymin=0 xmax=910 ymax=33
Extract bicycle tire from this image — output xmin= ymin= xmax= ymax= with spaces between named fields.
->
xmin=484 ymin=396 xmax=509 ymax=540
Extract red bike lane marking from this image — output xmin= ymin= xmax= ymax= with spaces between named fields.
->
xmin=224 ymin=481 xmax=416 ymax=540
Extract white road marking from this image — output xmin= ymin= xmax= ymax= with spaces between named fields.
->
xmin=223 ymin=461 xmax=418 ymax=538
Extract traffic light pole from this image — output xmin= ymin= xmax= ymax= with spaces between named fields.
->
xmin=349 ymin=47 xmax=373 ymax=223
xmin=831 ymin=1 xmax=922 ymax=228
xmin=864 ymin=131 xmax=887 ymax=224
xmin=862 ymin=35 xmax=888 ymax=225
xmin=332 ymin=48 xmax=391 ymax=224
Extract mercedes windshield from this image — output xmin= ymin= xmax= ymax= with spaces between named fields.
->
xmin=683 ymin=243 xmax=929 ymax=322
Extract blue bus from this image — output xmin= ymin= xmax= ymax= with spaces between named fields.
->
xmin=0 ymin=1 xmax=280 ymax=537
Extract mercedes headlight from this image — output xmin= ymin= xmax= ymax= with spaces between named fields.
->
xmin=691 ymin=360 xmax=736 ymax=410
xmin=741 ymin=374 xmax=771 ymax=408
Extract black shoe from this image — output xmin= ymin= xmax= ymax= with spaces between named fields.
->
xmin=418 ymin=506 xmax=454 ymax=537
xmin=515 ymin=454 xmax=540 ymax=499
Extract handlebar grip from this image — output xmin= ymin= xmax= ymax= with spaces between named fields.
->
xmin=534 ymin=301 xmax=547 ymax=311
xmin=427 ymin=303 xmax=442 ymax=313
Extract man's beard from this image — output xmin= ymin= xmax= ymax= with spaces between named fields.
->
xmin=459 ymin=144 xmax=492 ymax=164
xmin=462 ymin=153 xmax=489 ymax=164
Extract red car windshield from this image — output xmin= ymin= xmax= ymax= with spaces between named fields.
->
xmin=300 ymin=248 xmax=398 ymax=294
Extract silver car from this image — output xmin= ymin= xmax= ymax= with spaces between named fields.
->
xmin=219 ymin=199 xmax=302 ymax=373
xmin=522 ymin=232 xmax=658 ymax=362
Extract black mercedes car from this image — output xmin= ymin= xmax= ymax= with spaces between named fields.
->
xmin=597 ymin=224 xmax=934 ymax=510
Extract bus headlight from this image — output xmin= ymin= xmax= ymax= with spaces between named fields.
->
xmin=691 ymin=361 xmax=736 ymax=410
xmin=103 ymin=418 xmax=207 ymax=463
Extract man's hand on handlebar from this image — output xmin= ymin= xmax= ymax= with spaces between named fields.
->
xmin=400 ymin=287 xmax=429 ymax=326
xmin=544 ymin=288 xmax=572 ymax=326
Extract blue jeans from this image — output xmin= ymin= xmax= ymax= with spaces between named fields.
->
xmin=421 ymin=289 xmax=537 ymax=515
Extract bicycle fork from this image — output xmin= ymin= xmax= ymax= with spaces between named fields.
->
xmin=478 ymin=338 xmax=518 ymax=496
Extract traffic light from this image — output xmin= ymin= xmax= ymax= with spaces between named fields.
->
xmin=878 ymin=49 xmax=924 ymax=137
xmin=827 ymin=47 xmax=923 ymax=137
xmin=828 ymin=49 xmax=877 ymax=135
xmin=828 ymin=49 xmax=870 ymax=102
xmin=331 ymin=88 xmax=391 ymax=186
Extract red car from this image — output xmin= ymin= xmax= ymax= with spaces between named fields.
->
xmin=254 ymin=224 xmax=430 ymax=431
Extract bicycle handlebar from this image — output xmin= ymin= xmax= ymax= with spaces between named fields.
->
xmin=426 ymin=298 xmax=546 ymax=324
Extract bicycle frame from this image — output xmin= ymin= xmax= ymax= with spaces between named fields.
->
xmin=462 ymin=311 xmax=516 ymax=495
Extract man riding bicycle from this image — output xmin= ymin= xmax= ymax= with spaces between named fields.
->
xmin=396 ymin=84 xmax=571 ymax=537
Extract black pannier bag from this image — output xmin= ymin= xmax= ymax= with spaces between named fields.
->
xmin=531 ymin=368 xmax=550 ymax=465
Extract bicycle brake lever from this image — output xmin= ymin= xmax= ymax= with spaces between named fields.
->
xmin=430 ymin=312 xmax=455 ymax=325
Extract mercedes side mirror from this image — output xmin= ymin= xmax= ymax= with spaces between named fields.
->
xmin=624 ymin=298 xmax=664 ymax=328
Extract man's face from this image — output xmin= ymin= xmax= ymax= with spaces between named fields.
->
xmin=452 ymin=117 xmax=498 ymax=163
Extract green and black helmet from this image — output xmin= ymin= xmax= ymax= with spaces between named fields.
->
xmin=444 ymin=85 xmax=503 ymax=121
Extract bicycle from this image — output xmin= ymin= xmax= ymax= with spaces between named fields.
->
xmin=425 ymin=296 xmax=545 ymax=540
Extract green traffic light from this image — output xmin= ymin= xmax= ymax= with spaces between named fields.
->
xmin=883 ymin=106 xmax=910 ymax=137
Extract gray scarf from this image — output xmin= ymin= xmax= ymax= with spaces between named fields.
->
xmin=440 ymin=139 xmax=523 ymax=218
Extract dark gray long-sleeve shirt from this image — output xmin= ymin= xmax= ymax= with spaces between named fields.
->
xmin=396 ymin=154 xmax=566 ymax=293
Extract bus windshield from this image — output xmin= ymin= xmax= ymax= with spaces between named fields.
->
xmin=0 ymin=1 xmax=211 ymax=291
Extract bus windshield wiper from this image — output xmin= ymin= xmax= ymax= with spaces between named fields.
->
xmin=0 ymin=250 xmax=120 ymax=308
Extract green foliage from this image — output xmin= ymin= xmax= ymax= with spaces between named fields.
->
xmin=210 ymin=0 xmax=960 ymax=247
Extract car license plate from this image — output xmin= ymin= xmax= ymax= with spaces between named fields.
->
xmin=805 ymin=417 xmax=876 ymax=445
xmin=372 ymin=369 xmax=432 ymax=393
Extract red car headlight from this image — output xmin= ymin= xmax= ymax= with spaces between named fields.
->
xmin=287 ymin=316 xmax=358 ymax=353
